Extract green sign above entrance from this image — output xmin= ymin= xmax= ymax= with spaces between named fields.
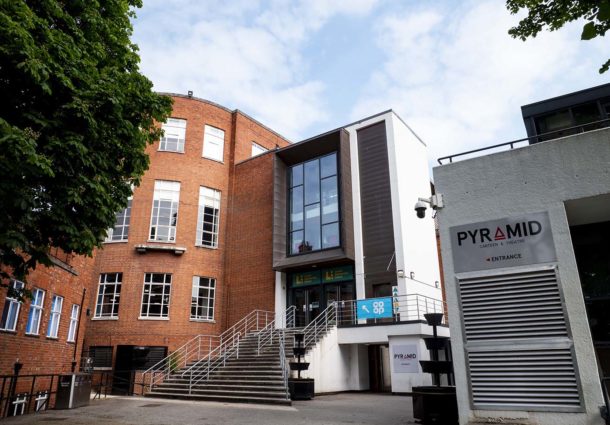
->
xmin=291 ymin=265 xmax=354 ymax=287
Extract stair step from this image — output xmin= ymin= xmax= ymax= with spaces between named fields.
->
xmin=145 ymin=392 xmax=291 ymax=406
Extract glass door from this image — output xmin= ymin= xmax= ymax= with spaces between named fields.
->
xmin=293 ymin=286 xmax=322 ymax=327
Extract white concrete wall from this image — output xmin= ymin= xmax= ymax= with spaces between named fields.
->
xmin=388 ymin=335 xmax=432 ymax=392
xmin=274 ymin=272 xmax=286 ymax=327
xmin=433 ymin=129 xmax=610 ymax=425
xmin=304 ymin=327 xmax=369 ymax=393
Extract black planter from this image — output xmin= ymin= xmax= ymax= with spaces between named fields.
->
xmin=419 ymin=360 xmax=453 ymax=374
xmin=423 ymin=336 xmax=448 ymax=351
xmin=412 ymin=386 xmax=458 ymax=424
xmin=293 ymin=347 xmax=306 ymax=356
xmin=423 ymin=313 xmax=444 ymax=326
xmin=288 ymin=378 xmax=314 ymax=400
xmin=289 ymin=362 xmax=310 ymax=371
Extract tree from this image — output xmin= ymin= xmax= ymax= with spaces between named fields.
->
xmin=0 ymin=1 xmax=172 ymax=283
xmin=507 ymin=0 xmax=610 ymax=73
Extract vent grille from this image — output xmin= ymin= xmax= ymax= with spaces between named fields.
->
xmin=459 ymin=268 xmax=567 ymax=341
xmin=468 ymin=348 xmax=580 ymax=409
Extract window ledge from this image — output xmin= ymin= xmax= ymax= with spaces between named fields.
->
xmin=46 ymin=336 xmax=58 ymax=340
xmin=138 ymin=317 xmax=170 ymax=321
xmin=194 ymin=244 xmax=219 ymax=250
xmin=24 ymin=333 xmax=40 ymax=338
xmin=91 ymin=316 xmax=119 ymax=321
xmin=202 ymin=156 xmax=225 ymax=164
xmin=136 ymin=244 xmax=186 ymax=255
xmin=157 ymin=149 xmax=185 ymax=154
xmin=103 ymin=240 xmax=129 ymax=245
xmin=189 ymin=318 xmax=216 ymax=323
xmin=0 ymin=329 xmax=17 ymax=334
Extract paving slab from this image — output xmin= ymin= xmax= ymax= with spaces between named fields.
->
xmin=3 ymin=393 xmax=417 ymax=425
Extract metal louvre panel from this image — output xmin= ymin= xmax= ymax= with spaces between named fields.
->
xmin=468 ymin=348 xmax=580 ymax=409
xmin=459 ymin=269 xmax=567 ymax=341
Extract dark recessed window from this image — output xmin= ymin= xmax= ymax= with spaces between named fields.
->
xmin=288 ymin=153 xmax=339 ymax=254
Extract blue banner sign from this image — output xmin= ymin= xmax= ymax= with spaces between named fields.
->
xmin=356 ymin=297 xmax=393 ymax=320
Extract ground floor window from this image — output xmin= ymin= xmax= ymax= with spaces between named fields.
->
xmin=191 ymin=276 xmax=215 ymax=321
xmin=140 ymin=273 xmax=172 ymax=318
xmin=89 ymin=346 xmax=113 ymax=369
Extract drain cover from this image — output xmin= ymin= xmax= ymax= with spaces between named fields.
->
xmin=139 ymin=403 xmax=163 ymax=408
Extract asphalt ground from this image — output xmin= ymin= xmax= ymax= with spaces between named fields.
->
xmin=4 ymin=393 xmax=417 ymax=425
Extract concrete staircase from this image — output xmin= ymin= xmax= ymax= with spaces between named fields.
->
xmin=145 ymin=327 xmax=328 ymax=405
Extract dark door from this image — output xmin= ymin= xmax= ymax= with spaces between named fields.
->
xmin=368 ymin=345 xmax=391 ymax=392
xmin=294 ymin=287 xmax=322 ymax=326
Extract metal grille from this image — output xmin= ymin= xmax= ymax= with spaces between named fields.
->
xmin=468 ymin=347 xmax=580 ymax=409
xmin=459 ymin=268 xmax=567 ymax=341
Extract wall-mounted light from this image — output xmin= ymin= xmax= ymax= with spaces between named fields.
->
xmin=397 ymin=270 xmax=405 ymax=278
xmin=187 ymin=90 xmax=193 ymax=97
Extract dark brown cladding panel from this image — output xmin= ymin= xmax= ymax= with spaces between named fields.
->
xmin=357 ymin=121 xmax=397 ymax=297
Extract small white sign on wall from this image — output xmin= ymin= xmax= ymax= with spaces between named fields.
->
xmin=392 ymin=344 xmax=419 ymax=373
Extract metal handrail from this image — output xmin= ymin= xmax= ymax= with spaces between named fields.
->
xmin=279 ymin=330 xmax=290 ymax=400
xmin=335 ymin=293 xmax=446 ymax=327
xmin=187 ymin=332 xmax=241 ymax=393
xmin=142 ymin=334 xmax=219 ymax=392
xmin=302 ymin=302 xmax=337 ymax=349
xmin=257 ymin=306 xmax=296 ymax=355
xmin=437 ymin=118 xmax=610 ymax=165
xmin=601 ymin=376 xmax=610 ymax=425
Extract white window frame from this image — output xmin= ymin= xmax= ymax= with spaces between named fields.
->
xmin=149 ymin=181 xmax=180 ymax=242
xmin=140 ymin=273 xmax=172 ymax=319
xmin=46 ymin=295 xmax=63 ymax=338
xmin=105 ymin=198 xmax=132 ymax=242
xmin=94 ymin=273 xmax=122 ymax=319
xmin=159 ymin=118 xmax=186 ymax=153
xmin=26 ymin=288 xmax=45 ymax=335
xmin=202 ymin=125 xmax=225 ymax=162
xmin=196 ymin=187 xmax=221 ymax=248
xmin=0 ymin=280 xmax=24 ymax=332
xmin=190 ymin=276 xmax=216 ymax=321
xmin=251 ymin=142 xmax=268 ymax=157
xmin=67 ymin=304 xmax=79 ymax=342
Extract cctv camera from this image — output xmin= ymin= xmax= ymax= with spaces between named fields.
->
xmin=414 ymin=201 xmax=427 ymax=219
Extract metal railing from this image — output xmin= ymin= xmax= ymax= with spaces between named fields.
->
xmin=257 ymin=306 xmax=296 ymax=355
xmin=0 ymin=373 xmax=59 ymax=418
xmin=143 ymin=309 xmax=275 ymax=393
xmin=142 ymin=334 xmax=220 ymax=391
xmin=279 ymin=330 xmax=290 ymax=400
xmin=186 ymin=332 xmax=241 ymax=394
xmin=602 ymin=376 xmax=610 ymax=425
xmin=302 ymin=302 xmax=337 ymax=348
xmin=437 ymin=118 xmax=610 ymax=165
xmin=335 ymin=293 xmax=446 ymax=327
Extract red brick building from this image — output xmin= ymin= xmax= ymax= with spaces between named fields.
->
xmin=82 ymin=95 xmax=290 ymax=388
xmin=0 ymin=249 xmax=94 ymax=376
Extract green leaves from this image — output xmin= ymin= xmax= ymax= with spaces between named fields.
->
xmin=506 ymin=0 xmax=610 ymax=73
xmin=0 ymin=1 xmax=172 ymax=283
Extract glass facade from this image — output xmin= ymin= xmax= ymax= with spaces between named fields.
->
xmin=289 ymin=152 xmax=339 ymax=254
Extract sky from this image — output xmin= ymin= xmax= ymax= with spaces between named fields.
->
xmin=132 ymin=0 xmax=608 ymax=166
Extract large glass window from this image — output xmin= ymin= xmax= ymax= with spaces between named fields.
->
xmin=191 ymin=277 xmax=215 ymax=321
xmin=251 ymin=142 xmax=267 ymax=157
xmin=159 ymin=118 xmax=186 ymax=153
xmin=105 ymin=198 xmax=132 ymax=242
xmin=196 ymin=187 xmax=220 ymax=248
xmin=202 ymin=125 xmax=225 ymax=162
xmin=26 ymin=288 xmax=45 ymax=335
xmin=46 ymin=295 xmax=63 ymax=338
xmin=289 ymin=153 xmax=339 ymax=254
xmin=67 ymin=304 xmax=79 ymax=342
xmin=149 ymin=181 xmax=180 ymax=242
xmin=0 ymin=280 xmax=24 ymax=331
xmin=140 ymin=273 xmax=172 ymax=318
xmin=95 ymin=273 xmax=122 ymax=318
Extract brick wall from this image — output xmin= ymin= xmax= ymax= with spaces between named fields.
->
xmin=0 ymin=252 xmax=94 ymax=376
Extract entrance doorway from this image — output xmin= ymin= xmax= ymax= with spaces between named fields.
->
xmin=294 ymin=287 xmax=322 ymax=327
xmin=368 ymin=345 xmax=391 ymax=392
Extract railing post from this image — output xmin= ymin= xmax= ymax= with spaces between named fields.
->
xmin=416 ymin=296 xmax=420 ymax=321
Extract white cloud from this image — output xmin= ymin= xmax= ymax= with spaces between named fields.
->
xmin=133 ymin=0 xmax=380 ymax=140
xmin=351 ymin=0 xmax=608 ymax=167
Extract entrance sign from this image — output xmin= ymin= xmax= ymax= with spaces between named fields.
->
xmin=392 ymin=344 xmax=419 ymax=373
xmin=450 ymin=211 xmax=557 ymax=273
xmin=356 ymin=297 xmax=392 ymax=320
xmin=322 ymin=265 xmax=353 ymax=283
xmin=292 ymin=271 xmax=321 ymax=287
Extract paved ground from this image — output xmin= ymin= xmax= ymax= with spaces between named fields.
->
xmin=4 ymin=393 xmax=417 ymax=425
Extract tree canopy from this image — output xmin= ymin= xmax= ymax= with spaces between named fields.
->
xmin=0 ymin=1 xmax=172 ymax=282
xmin=507 ymin=0 xmax=610 ymax=73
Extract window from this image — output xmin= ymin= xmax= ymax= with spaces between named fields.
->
xmin=105 ymin=198 xmax=132 ymax=242
xmin=95 ymin=273 xmax=122 ymax=318
xmin=289 ymin=152 xmax=340 ymax=254
xmin=67 ymin=304 xmax=79 ymax=342
xmin=25 ymin=288 xmax=45 ymax=335
xmin=89 ymin=346 xmax=113 ymax=369
xmin=159 ymin=118 xmax=186 ymax=152
xmin=191 ymin=277 xmax=215 ymax=321
xmin=149 ymin=181 xmax=180 ymax=242
xmin=46 ymin=295 xmax=63 ymax=338
xmin=251 ymin=142 xmax=267 ymax=157
xmin=202 ymin=125 xmax=225 ymax=162
xmin=140 ymin=273 xmax=172 ymax=318
xmin=0 ymin=280 xmax=24 ymax=331
xmin=196 ymin=187 xmax=220 ymax=248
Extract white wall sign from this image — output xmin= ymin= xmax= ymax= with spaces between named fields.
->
xmin=450 ymin=211 xmax=557 ymax=273
xmin=392 ymin=344 xmax=419 ymax=373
